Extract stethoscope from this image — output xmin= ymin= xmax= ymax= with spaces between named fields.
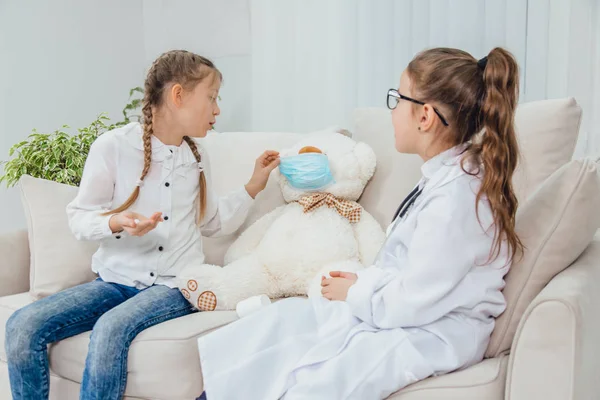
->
xmin=391 ymin=184 xmax=424 ymax=223
xmin=372 ymin=182 xmax=425 ymax=264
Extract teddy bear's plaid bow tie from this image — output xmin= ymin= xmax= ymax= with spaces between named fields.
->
xmin=297 ymin=193 xmax=362 ymax=223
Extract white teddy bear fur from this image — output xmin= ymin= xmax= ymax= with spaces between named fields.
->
xmin=178 ymin=129 xmax=385 ymax=311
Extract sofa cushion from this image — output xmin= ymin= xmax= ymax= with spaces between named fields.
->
xmin=1 ymin=360 xmax=131 ymax=400
xmin=0 ymin=230 xmax=30 ymax=297
xmin=512 ymin=97 xmax=582 ymax=201
xmin=0 ymin=290 xmax=237 ymax=399
xmin=49 ymin=310 xmax=238 ymax=399
xmin=486 ymin=158 xmax=600 ymax=357
xmin=0 ymin=293 xmax=34 ymax=362
xmin=19 ymin=176 xmax=98 ymax=299
xmin=390 ymin=355 xmax=508 ymax=400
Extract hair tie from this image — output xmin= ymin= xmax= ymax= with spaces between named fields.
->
xmin=136 ymin=179 xmax=144 ymax=187
xmin=197 ymin=162 xmax=204 ymax=172
xmin=477 ymin=56 xmax=488 ymax=70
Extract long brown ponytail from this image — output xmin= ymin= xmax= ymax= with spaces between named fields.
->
xmin=407 ymin=47 xmax=523 ymax=263
xmin=103 ymin=50 xmax=219 ymax=222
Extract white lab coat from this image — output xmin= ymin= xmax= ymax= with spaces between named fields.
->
xmin=198 ymin=146 xmax=510 ymax=399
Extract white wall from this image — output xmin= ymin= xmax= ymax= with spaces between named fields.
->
xmin=0 ymin=0 xmax=251 ymax=233
xmin=523 ymin=0 xmax=600 ymax=158
xmin=0 ymin=0 xmax=146 ymax=233
xmin=140 ymin=0 xmax=252 ymax=132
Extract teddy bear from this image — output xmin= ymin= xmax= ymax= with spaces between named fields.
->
xmin=178 ymin=129 xmax=385 ymax=311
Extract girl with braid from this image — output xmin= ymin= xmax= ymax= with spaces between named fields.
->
xmin=5 ymin=50 xmax=279 ymax=400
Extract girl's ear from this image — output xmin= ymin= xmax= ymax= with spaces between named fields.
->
xmin=420 ymin=104 xmax=437 ymax=131
xmin=170 ymin=83 xmax=184 ymax=108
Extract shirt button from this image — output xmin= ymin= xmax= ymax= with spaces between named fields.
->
xmin=164 ymin=216 xmax=169 ymax=221
xmin=165 ymin=182 xmax=170 ymax=187
xmin=158 ymin=246 xmax=164 ymax=251
xmin=150 ymin=272 xmax=155 ymax=277
xmin=115 ymin=235 xmax=121 ymax=239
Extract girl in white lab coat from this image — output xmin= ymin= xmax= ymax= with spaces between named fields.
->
xmin=196 ymin=47 xmax=524 ymax=400
xmin=5 ymin=50 xmax=280 ymax=400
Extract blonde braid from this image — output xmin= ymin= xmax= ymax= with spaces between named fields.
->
xmin=102 ymin=98 xmax=154 ymax=215
xmin=183 ymin=136 xmax=207 ymax=222
xmin=140 ymin=101 xmax=153 ymax=181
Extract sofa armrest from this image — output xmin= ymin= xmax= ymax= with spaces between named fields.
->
xmin=0 ymin=230 xmax=30 ymax=296
xmin=506 ymin=236 xmax=600 ymax=400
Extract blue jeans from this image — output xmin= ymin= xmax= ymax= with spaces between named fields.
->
xmin=5 ymin=278 xmax=196 ymax=400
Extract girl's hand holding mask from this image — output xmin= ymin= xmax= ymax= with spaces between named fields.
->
xmin=245 ymin=150 xmax=281 ymax=198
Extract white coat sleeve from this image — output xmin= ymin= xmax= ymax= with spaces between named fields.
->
xmin=66 ymin=134 xmax=117 ymax=241
xmin=199 ymin=150 xmax=254 ymax=238
xmin=345 ymin=191 xmax=492 ymax=329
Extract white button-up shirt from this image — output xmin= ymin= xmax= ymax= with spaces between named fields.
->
xmin=66 ymin=122 xmax=253 ymax=289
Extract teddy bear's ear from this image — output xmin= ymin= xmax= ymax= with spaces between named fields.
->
xmin=353 ymin=142 xmax=376 ymax=182
xmin=336 ymin=128 xmax=353 ymax=138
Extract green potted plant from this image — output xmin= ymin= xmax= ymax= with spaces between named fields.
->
xmin=0 ymin=87 xmax=144 ymax=188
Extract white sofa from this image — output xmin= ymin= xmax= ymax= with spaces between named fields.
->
xmin=1 ymin=98 xmax=599 ymax=399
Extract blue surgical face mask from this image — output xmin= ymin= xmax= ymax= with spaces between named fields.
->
xmin=279 ymin=153 xmax=335 ymax=191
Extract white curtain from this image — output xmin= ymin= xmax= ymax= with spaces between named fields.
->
xmin=523 ymin=0 xmax=600 ymax=158
xmin=249 ymin=0 xmax=600 ymax=157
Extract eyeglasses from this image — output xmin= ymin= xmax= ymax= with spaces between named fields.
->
xmin=386 ymin=88 xmax=449 ymax=127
